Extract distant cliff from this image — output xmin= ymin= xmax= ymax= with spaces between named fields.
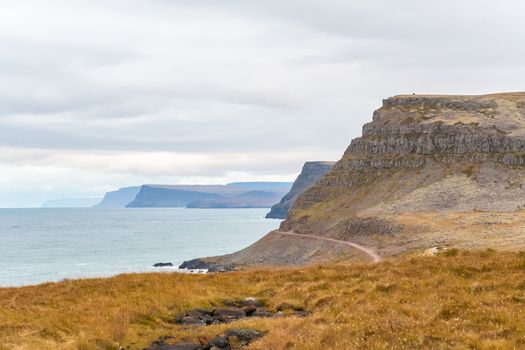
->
xmin=93 ymin=187 xmax=140 ymax=208
xmin=126 ymin=186 xmax=223 ymax=208
xmin=126 ymin=182 xmax=292 ymax=208
xmin=265 ymin=162 xmax=335 ymax=219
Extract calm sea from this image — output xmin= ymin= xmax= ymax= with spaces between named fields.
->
xmin=0 ymin=208 xmax=280 ymax=287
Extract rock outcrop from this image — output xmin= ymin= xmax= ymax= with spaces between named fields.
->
xmin=265 ymin=161 xmax=335 ymax=219
xmin=143 ymin=328 xmax=265 ymax=350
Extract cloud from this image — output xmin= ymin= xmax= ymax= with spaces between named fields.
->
xmin=0 ymin=0 xmax=524 ymax=206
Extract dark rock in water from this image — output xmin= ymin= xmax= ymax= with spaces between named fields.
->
xmin=224 ymin=328 xmax=265 ymax=345
xmin=153 ymin=262 xmax=174 ymax=267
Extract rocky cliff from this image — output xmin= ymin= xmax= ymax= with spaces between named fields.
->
xmin=283 ymin=92 xmax=525 ymax=238
xmin=94 ymin=186 xmax=141 ymax=208
xmin=266 ymin=161 xmax=335 ymax=219
xmin=188 ymin=93 xmax=525 ymax=268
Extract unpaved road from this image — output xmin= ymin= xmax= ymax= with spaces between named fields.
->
xmin=276 ymin=230 xmax=382 ymax=263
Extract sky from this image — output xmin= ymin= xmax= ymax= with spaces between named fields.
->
xmin=1 ymin=0 xmax=524 ymax=207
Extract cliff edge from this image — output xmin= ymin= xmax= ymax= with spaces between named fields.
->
xmin=284 ymin=93 xmax=525 ymax=233
xmin=266 ymin=161 xmax=335 ymax=219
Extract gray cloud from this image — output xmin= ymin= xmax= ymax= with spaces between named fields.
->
xmin=0 ymin=0 xmax=524 ymax=206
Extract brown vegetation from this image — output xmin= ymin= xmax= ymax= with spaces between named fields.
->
xmin=2 ymin=250 xmax=525 ymax=349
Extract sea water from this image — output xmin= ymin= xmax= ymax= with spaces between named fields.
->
xmin=0 ymin=208 xmax=280 ymax=287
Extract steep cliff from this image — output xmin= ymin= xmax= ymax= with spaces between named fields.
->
xmin=266 ymin=161 xmax=335 ymax=219
xmin=187 ymin=93 xmax=525 ymax=268
xmin=94 ymin=186 xmax=141 ymax=208
xmin=283 ymin=93 xmax=525 ymax=237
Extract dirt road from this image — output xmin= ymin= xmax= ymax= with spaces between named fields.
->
xmin=276 ymin=230 xmax=382 ymax=263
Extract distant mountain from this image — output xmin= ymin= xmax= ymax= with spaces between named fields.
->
xmin=42 ymin=198 xmax=102 ymax=208
xmin=126 ymin=186 xmax=223 ymax=208
xmin=187 ymin=190 xmax=286 ymax=209
xmin=126 ymin=182 xmax=293 ymax=208
xmin=93 ymin=186 xmax=141 ymax=208
xmin=266 ymin=162 xmax=335 ymax=219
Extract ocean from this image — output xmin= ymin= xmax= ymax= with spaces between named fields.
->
xmin=0 ymin=208 xmax=280 ymax=287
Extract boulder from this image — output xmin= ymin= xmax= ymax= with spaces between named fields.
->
xmin=208 ymin=336 xmax=230 ymax=349
xmin=224 ymin=328 xmax=265 ymax=345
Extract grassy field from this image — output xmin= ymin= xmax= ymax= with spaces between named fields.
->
xmin=1 ymin=250 xmax=525 ymax=349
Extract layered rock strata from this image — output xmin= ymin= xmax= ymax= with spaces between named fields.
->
xmin=284 ymin=93 xmax=525 ymax=236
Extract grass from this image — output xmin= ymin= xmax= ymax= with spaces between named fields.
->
xmin=2 ymin=250 xmax=525 ymax=349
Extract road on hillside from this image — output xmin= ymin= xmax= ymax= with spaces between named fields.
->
xmin=275 ymin=230 xmax=382 ymax=263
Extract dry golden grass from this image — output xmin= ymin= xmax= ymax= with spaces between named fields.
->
xmin=2 ymin=250 xmax=525 ymax=349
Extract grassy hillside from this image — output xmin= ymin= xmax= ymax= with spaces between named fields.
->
xmin=2 ymin=250 xmax=525 ymax=349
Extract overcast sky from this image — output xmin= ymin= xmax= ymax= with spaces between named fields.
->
xmin=1 ymin=0 xmax=524 ymax=207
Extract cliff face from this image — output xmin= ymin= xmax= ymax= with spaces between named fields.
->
xmin=94 ymin=187 xmax=141 ymax=208
xmin=266 ymin=161 xmax=335 ymax=219
xmin=126 ymin=186 xmax=223 ymax=208
xmin=283 ymin=93 xmax=525 ymax=237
